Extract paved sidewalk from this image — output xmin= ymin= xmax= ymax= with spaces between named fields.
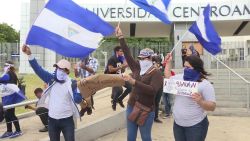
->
xmin=1 ymin=87 xmax=250 ymax=141
xmin=0 ymin=88 xmax=125 ymax=141
xmin=96 ymin=115 xmax=250 ymax=141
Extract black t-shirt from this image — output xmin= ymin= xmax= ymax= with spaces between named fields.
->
xmin=104 ymin=55 xmax=124 ymax=74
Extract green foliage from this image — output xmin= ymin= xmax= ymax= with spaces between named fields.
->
xmin=0 ymin=23 xmax=20 ymax=43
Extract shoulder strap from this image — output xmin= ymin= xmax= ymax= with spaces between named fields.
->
xmin=145 ymin=66 xmax=157 ymax=75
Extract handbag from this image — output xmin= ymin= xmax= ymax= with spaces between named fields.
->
xmin=128 ymin=101 xmax=151 ymax=126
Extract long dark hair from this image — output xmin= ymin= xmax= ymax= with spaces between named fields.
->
xmin=185 ymin=55 xmax=210 ymax=81
xmin=6 ymin=60 xmax=16 ymax=72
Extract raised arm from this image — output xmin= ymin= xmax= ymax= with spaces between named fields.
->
xmin=22 ymin=45 xmax=54 ymax=84
xmin=116 ymin=26 xmax=140 ymax=73
xmin=164 ymin=53 xmax=172 ymax=78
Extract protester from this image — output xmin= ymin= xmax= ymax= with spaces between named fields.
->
xmin=162 ymin=59 xmax=175 ymax=118
xmin=105 ymin=46 xmax=132 ymax=111
xmin=152 ymin=55 xmax=163 ymax=123
xmin=162 ymin=69 xmax=175 ymax=118
xmin=74 ymin=55 xmax=98 ymax=79
xmin=0 ymin=102 xmax=3 ymax=122
xmin=116 ymin=26 xmax=163 ymax=141
xmin=181 ymin=46 xmax=187 ymax=67
xmin=74 ymin=55 xmax=98 ymax=116
xmin=22 ymin=45 xmax=80 ymax=141
xmin=164 ymin=53 xmax=216 ymax=141
xmin=0 ymin=61 xmax=25 ymax=138
xmin=25 ymin=88 xmax=48 ymax=132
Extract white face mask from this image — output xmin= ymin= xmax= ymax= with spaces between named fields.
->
xmin=3 ymin=66 xmax=10 ymax=73
xmin=56 ymin=69 xmax=67 ymax=82
xmin=139 ymin=60 xmax=153 ymax=75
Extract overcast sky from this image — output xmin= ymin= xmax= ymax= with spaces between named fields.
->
xmin=0 ymin=0 xmax=223 ymax=31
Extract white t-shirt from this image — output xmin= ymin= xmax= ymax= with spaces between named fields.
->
xmin=48 ymin=81 xmax=73 ymax=119
xmin=171 ymin=74 xmax=216 ymax=127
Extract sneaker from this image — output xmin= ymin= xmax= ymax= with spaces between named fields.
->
xmin=154 ymin=118 xmax=163 ymax=123
xmin=0 ymin=132 xmax=13 ymax=139
xmin=162 ymin=114 xmax=171 ymax=119
xmin=80 ymin=107 xmax=87 ymax=117
xmin=118 ymin=101 xmax=125 ymax=108
xmin=9 ymin=131 xmax=22 ymax=138
xmin=39 ymin=127 xmax=48 ymax=132
xmin=86 ymin=107 xmax=92 ymax=115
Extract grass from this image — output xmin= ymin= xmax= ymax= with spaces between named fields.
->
xmin=15 ymin=74 xmax=44 ymax=115
xmin=15 ymin=72 xmax=80 ymax=115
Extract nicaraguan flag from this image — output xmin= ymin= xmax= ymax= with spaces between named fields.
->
xmin=130 ymin=0 xmax=171 ymax=24
xmin=26 ymin=0 xmax=114 ymax=58
xmin=189 ymin=4 xmax=222 ymax=55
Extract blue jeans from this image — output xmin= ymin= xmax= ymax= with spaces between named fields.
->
xmin=48 ymin=116 xmax=75 ymax=141
xmin=162 ymin=93 xmax=172 ymax=115
xmin=173 ymin=117 xmax=209 ymax=141
xmin=126 ymin=105 xmax=155 ymax=141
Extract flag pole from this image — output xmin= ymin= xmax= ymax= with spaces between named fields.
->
xmin=117 ymin=0 xmax=128 ymax=27
xmin=169 ymin=30 xmax=189 ymax=54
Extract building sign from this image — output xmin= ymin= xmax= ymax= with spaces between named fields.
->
xmin=84 ymin=0 xmax=250 ymax=22
xmin=163 ymin=79 xmax=198 ymax=97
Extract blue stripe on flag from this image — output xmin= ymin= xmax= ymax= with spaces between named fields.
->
xmin=131 ymin=0 xmax=171 ymax=24
xmin=162 ymin=0 xmax=171 ymax=10
xmin=46 ymin=0 xmax=114 ymax=36
xmin=26 ymin=26 xmax=95 ymax=58
xmin=189 ymin=5 xmax=221 ymax=55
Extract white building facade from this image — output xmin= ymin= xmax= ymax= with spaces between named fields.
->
xmin=19 ymin=0 xmax=250 ymax=73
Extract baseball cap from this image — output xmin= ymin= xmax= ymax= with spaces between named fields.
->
xmin=53 ymin=59 xmax=71 ymax=71
xmin=138 ymin=48 xmax=154 ymax=58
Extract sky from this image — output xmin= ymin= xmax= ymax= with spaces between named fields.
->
xmin=0 ymin=0 xmax=220 ymax=31
xmin=0 ymin=0 xmax=22 ymax=30
xmin=0 ymin=0 xmax=125 ymax=31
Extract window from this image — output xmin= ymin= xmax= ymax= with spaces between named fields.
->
xmin=239 ymin=48 xmax=244 ymax=60
xmin=222 ymin=49 xmax=227 ymax=54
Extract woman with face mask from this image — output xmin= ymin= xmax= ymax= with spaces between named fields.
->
xmin=164 ymin=53 xmax=216 ymax=141
xmin=116 ymin=26 xmax=163 ymax=141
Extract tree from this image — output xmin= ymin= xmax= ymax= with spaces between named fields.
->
xmin=0 ymin=23 xmax=20 ymax=43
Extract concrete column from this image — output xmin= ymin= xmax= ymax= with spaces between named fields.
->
xmin=19 ymin=0 xmax=56 ymax=73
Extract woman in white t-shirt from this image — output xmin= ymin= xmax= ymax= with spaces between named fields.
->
xmin=164 ymin=54 xmax=216 ymax=141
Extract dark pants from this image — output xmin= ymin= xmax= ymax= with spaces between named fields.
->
xmin=112 ymin=81 xmax=132 ymax=102
xmin=173 ymin=117 xmax=209 ymax=141
xmin=4 ymin=108 xmax=21 ymax=132
xmin=36 ymin=107 xmax=48 ymax=127
xmin=48 ymin=116 xmax=75 ymax=141
xmin=162 ymin=93 xmax=172 ymax=115
xmin=154 ymin=88 xmax=163 ymax=119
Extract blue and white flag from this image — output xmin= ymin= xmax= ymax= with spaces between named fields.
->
xmin=189 ymin=4 xmax=222 ymax=55
xmin=26 ymin=0 xmax=114 ymax=58
xmin=130 ymin=0 xmax=171 ymax=24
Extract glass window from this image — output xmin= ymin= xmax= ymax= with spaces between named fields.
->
xmin=239 ymin=48 xmax=244 ymax=60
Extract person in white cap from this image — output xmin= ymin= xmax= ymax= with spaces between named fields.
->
xmin=22 ymin=45 xmax=79 ymax=141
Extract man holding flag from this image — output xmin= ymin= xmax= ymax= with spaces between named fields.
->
xmin=24 ymin=0 xmax=114 ymax=140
